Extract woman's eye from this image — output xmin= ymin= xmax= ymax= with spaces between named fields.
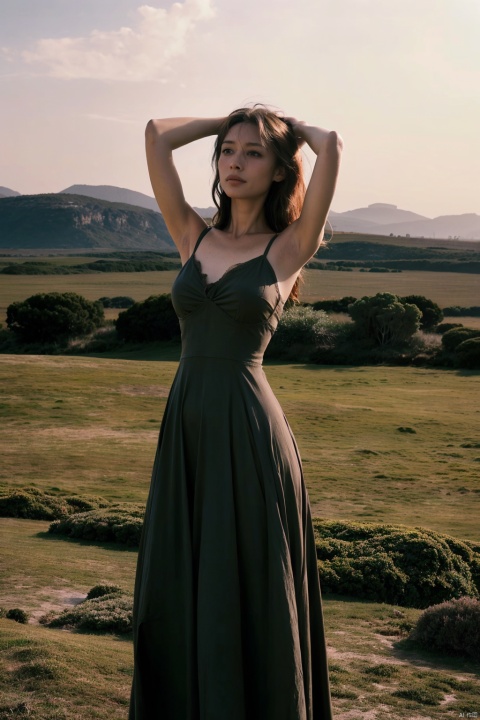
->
xmin=221 ymin=148 xmax=233 ymax=154
xmin=248 ymin=151 xmax=261 ymax=157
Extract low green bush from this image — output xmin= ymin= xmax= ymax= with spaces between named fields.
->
xmin=86 ymin=584 xmax=122 ymax=600
xmin=410 ymin=596 xmax=480 ymax=660
xmin=455 ymin=336 xmax=480 ymax=369
xmin=98 ymin=296 xmax=135 ymax=308
xmin=442 ymin=327 xmax=480 ymax=352
xmin=48 ymin=504 xmax=144 ymax=546
xmin=115 ymin=294 xmax=180 ymax=342
xmin=266 ymin=305 xmax=339 ymax=361
xmin=6 ymin=608 xmax=29 ymax=624
xmin=0 ymin=487 xmax=108 ymax=520
xmin=435 ymin=322 xmax=463 ymax=334
xmin=313 ymin=520 xmax=479 ymax=608
xmin=40 ymin=589 xmax=132 ymax=634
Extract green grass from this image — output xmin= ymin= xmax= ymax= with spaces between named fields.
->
xmin=1 ymin=355 xmax=479 ymax=541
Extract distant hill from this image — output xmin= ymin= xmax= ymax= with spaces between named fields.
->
xmin=0 ymin=194 xmax=175 ymax=251
xmin=3 ymin=184 xmax=479 ymax=240
xmin=366 ymin=213 xmax=480 ymax=240
xmin=330 ymin=203 xmax=480 ymax=240
xmin=336 ymin=202 xmax=427 ymax=225
xmin=60 ymin=184 xmax=216 ymax=219
xmin=60 ymin=184 xmax=161 ymax=213
xmin=0 ymin=186 xmax=20 ymax=198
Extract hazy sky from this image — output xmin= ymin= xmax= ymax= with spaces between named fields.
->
xmin=1 ymin=0 xmax=479 ymax=216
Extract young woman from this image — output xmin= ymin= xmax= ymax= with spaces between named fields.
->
xmin=129 ymin=107 xmax=343 ymax=720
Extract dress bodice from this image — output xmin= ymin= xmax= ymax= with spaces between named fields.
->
xmin=171 ymin=228 xmax=284 ymax=366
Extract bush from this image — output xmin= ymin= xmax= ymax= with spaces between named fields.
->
xmin=6 ymin=608 xmax=29 ymax=624
xmin=312 ymin=297 xmax=357 ymax=314
xmin=313 ymin=519 xmax=479 ymax=608
xmin=6 ymin=292 xmax=104 ymax=344
xmin=48 ymin=505 xmax=144 ymax=546
xmin=349 ymin=293 xmax=421 ymax=347
xmin=98 ymin=296 xmax=135 ymax=309
xmin=115 ymin=294 xmax=180 ymax=342
xmin=40 ymin=591 xmax=132 ymax=634
xmin=410 ymin=596 xmax=480 ymax=660
xmin=435 ymin=322 xmax=463 ymax=334
xmin=443 ymin=306 xmax=480 ymax=317
xmin=267 ymin=306 xmax=337 ymax=360
xmin=441 ymin=327 xmax=480 ymax=352
xmin=455 ymin=336 xmax=480 ymax=369
xmin=400 ymin=295 xmax=443 ymax=330
xmin=86 ymin=584 xmax=122 ymax=600
xmin=0 ymin=488 xmax=108 ymax=520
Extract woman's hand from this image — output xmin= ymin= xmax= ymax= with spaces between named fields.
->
xmin=283 ymin=117 xmax=307 ymax=149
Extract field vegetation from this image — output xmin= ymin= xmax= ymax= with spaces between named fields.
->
xmin=1 ymin=237 xmax=480 ymax=718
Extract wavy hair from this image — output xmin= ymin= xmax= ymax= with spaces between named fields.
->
xmin=211 ymin=106 xmax=307 ymax=302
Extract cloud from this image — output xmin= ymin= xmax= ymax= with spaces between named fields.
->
xmin=21 ymin=0 xmax=215 ymax=81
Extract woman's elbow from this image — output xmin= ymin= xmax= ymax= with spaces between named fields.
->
xmin=328 ymin=130 xmax=344 ymax=155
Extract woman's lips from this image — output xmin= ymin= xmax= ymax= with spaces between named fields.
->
xmin=225 ymin=176 xmax=246 ymax=183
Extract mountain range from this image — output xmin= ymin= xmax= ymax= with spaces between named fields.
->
xmin=1 ymin=184 xmax=479 ymax=240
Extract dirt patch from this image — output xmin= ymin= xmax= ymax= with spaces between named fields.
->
xmin=29 ymin=588 xmax=86 ymax=623
xmin=328 ymin=646 xmax=407 ymax=667
xmin=34 ymin=426 xmax=156 ymax=442
xmin=115 ymin=384 xmax=170 ymax=398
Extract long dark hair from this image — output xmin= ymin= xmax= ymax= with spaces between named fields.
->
xmin=211 ymin=106 xmax=307 ymax=301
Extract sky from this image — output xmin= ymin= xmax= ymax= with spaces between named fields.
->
xmin=1 ymin=0 xmax=479 ymax=217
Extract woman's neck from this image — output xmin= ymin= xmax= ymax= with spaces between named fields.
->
xmin=226 ymin=198 xmax=272 ymax=238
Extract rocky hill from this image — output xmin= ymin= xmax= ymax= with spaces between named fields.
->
xmin=61 ymin=184 xmax=216 ymax=218
xmin=0 ymin=193 xmax=175 ymax=250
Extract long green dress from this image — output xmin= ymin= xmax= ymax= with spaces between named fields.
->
xmin=129 ymin=227 xmax=333 ymax=719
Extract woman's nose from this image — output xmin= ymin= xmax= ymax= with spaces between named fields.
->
xmin=229 ymin=154 xmax=242 ymax=169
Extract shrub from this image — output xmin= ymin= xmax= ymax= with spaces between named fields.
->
xmin=455 ymin=337 xmax=480 ymax=369
xmin=312 ymin=297 xmax=357 ymax=314
xmin=98 ymin=296 xmax=135 ymax=308
xmin=6 ymin=608 xmax=29 ymax=624
xmin=0 ymin=488 xmax=108 ymax=520
xmin=443 ymin=306 xmax=480 ymax=317
xmin=313 ymin=520 xmax=479 ymax=608
xmin=349 ymin=293 xmax=421 ymax=347
xmin=6 ymin=292 xmax=104 ymax=344
xmin=442 ymin=327 xmax=480 ymax=352
xmin=410 ymin=596 xmax=480 ymax=660
xmin=48 ymin=504 xmax=144 ymax=546
xmin=400 ymin=295 xmax=443 ymax=330
xmin=86 ymin=584 xmax=122 ymax=600
xmin=435 ymin=322 xmax=463 ymax=334
xmin=40 ymin=592 xmax=132 ymax=634
xmin=267 ymin=306 xmax=337 ymax=360
xmin=115 ymin=294 xmax=180 ymax=342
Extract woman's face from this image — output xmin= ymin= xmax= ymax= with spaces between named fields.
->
xmin=217 ymin=122 xmax=284 ymax=200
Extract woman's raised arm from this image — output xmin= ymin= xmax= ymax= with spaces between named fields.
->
xmin=145 ymin=117 xmax=224 ymax=260
xmin=283 ymin=120 xmax=343 ymax=268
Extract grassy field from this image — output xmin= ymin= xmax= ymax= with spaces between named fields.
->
xmin=1 ymin=354 xmax=480 ymax=719
xmin=2 ymin=266 xmax=480 ymax=324
xmin=1 ymin=354 xmax=479 ymax=540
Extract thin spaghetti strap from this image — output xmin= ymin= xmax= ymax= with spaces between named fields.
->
xmin=263 ymin=233 xmax=279 ymax=258
xmin=192 ymin=226 xmax=213 ymax=254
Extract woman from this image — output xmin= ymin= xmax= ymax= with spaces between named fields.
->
xmin=129 ymin=106 xmax=343 ymax=720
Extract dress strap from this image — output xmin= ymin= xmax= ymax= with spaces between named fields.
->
xmin=263 ymin=233 xmax=279 ymax=258
xmin=192 ymin=226 xmax=212 ymax=254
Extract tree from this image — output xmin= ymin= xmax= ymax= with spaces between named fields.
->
xmin=115 ymin=294 xmax=180 ymax=342
xmin=400 ymin=295 xmax=443 ymax=331
xmin=349 ymin=293 xmax=421 ymax=347
xmin=6 ymin=292 xmax=104 ymax=343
